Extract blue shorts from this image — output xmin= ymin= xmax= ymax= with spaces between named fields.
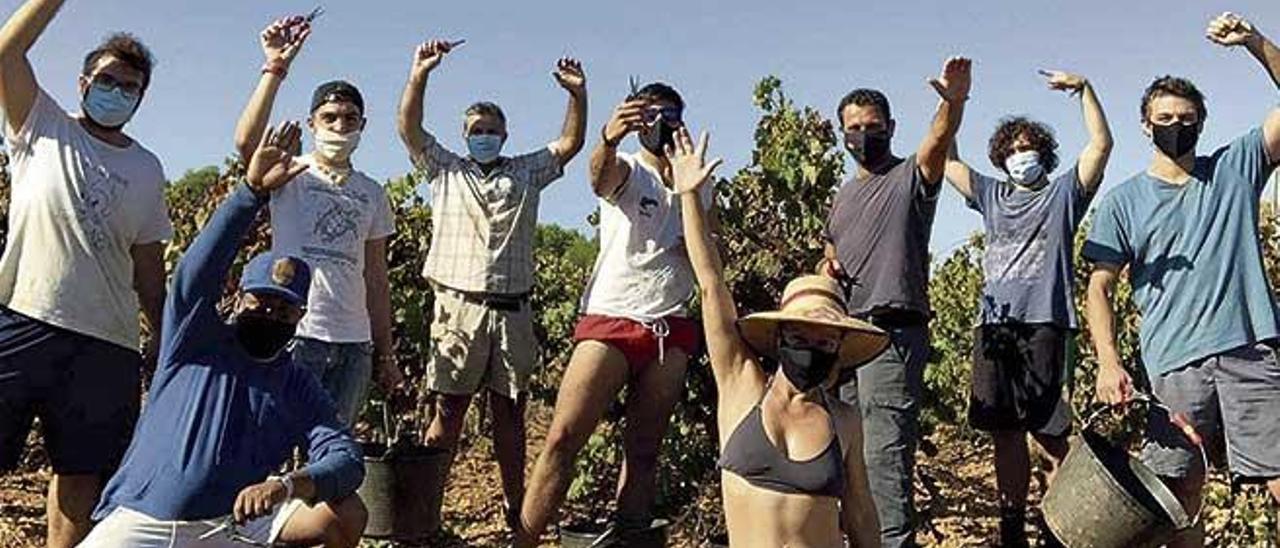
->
xmin=0 ymin=307 xmax=141 ymax=475
xmin=1141 ymin=341 xmax=1280 ymax=482
xmin=291 ymin=337 xmax=373 ymax=427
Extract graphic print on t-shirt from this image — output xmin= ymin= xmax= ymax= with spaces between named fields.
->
xmin=983 ymin=221 xmax=1049 ymax=282
xmin=300 ymin=180 xmax=371 ymax=268
xmin=74 ymin=159 xmax=130 ymax=251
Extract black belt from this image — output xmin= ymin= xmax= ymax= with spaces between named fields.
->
xmin=860 ymin=309 xmax=929 ymax=329
xmin=456 ymin=290 xmax=528 ymax=312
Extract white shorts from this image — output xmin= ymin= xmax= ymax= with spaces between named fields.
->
xmin=78 ymin=502 xmax=305 ymax=547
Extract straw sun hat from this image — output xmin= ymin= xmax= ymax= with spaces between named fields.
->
xmin=737 ymin=275 xmax=890 ymax=369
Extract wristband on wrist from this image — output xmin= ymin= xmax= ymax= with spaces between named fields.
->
xmin=601 ymin=125 xmax=621 ymax=148
xmin=261 ymin=61 xmax=288 ymax=78
xmin=269 ymin=474 xmax=295 ymax=499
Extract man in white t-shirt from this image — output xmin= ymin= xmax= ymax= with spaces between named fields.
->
xmin=233 ymin=15 xmax=401 ymax=426
xmin=517 ymin=82 xmax=709 ymax=545
xmin=0 ymin=2 xmax=172 ymax=547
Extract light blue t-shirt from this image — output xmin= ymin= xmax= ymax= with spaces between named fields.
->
xmin=968 ymin=167 xmax=1091 ymax=328
xmin=1083 ymin=128 xmax=1279 ymax=377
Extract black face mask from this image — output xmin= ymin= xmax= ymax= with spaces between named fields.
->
xmin=234 ymin=315 xmax=297 ymax=361
xmin=640 ymin=118 xmax=680 ymax=156
xmin=1151 ymin=122 xmax=1200 ymax=160
xmin=777 ymin=344 xmax=839 ymax=392
xmin=844 ymin=129 xmax=891 ymax=167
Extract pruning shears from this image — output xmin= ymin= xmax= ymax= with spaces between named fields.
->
xmin=198 ymin=516 xmax=273 ymax=547
xmin=304 ymin=6 xmax=325 ymax=23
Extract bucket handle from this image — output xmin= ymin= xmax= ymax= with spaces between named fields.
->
xmin=1082 ymin=392 xmax=1209 ymax=530
xmin=370 ymin=399 xmax=398 ymax=452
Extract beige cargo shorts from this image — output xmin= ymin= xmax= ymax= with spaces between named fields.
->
xmin=425 ymin=286 xmax=538 ymax=400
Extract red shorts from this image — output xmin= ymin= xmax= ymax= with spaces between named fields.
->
xmin=572 ymin=315 xmax=701 ymax=375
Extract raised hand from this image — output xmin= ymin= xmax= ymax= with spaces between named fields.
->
xmin=603 ymin=98 xmax=647 ymax=144
xmin=411 ymin=39 xmax=460 ymax=76
xmin=1038 ymin=69 xmax=1088 ymax=96
xmin=260 ymin=16 xmax=311 ymax=67
xmin=246 ymin=121 xmax=309 ymax=195
xmin=552 ymin=57 xmax=586 ymax=96
xmin=1206 ymin=11 xmax=1258 ymax=48
xmin=928 ymin=56 xmax=973 ymax=103
xmin=667 ymin=127 xmax=723 ymax=195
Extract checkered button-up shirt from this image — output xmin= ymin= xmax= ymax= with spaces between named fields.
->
xmin=414 ymin=133 xmax=564 ymax=295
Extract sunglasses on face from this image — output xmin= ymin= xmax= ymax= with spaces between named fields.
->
xmin=643 ymin=106 xmax=683 ymax=126
xmin=89 ymin=74 xmax=143 ymax=98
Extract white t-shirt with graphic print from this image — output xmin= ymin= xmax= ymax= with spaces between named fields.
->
xmin=269 ymin=156 xmax=396 ymax=343
xmin=580 ymin=151 xmax=713 ymax=322
xmin=0 ymin=89 xmax=173 ymax=350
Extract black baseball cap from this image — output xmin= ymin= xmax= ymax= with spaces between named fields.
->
xmin=310 ymin=80 xmax=365 ymax=114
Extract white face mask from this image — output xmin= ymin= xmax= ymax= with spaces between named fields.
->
xmin=313 ymin=128 xmax=361 ymax=164
xmin=1004 ymin=150 xmax=1045 ymax=185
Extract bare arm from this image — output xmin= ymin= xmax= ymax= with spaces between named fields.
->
xmin=943 ymin=140 xmax=975 ymax=200
xmin=917 ymin=57 xmax=972 ymax=185
xmin=234 ymin=17 xmax=310 ymax=161
xmin=0 ymin=0 xmax=64 ymax=135
xmin=364 ymin=237 xmax=402 ymax=390
xmin=1085 ymin=264 xmax=1134 ymax=404
xmin=1075 ymin=80 xmax=1113 ymax=193
xmin=131 ymin=242 xmax=166 ymax=369
xmin=587 ymin=99 xmax=646 ymax=198
xmin=840 ymin=407 xmax=880 ymax=547
xmin=548 ymin=58 xmax=587 ymax=166
xmin=671 ymin=129 xmax=752 ymax=389
xmin=397 ymin=40 xmax=454 ymax=162
xmin=1207 ymin=13 xmax=1280 ymax=161
xmin=1039 ymin=70 xmax=1114 ymax=193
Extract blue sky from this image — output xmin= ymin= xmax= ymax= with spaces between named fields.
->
xmin=6 ymin=0 xmax=1280 ymax=255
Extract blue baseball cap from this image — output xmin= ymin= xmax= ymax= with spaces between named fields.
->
xmin=239 ymin=252 xmax=311 ymax=307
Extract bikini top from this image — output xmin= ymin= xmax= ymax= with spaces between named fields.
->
xmin=717 ymin=391 xmax=846 ymax=499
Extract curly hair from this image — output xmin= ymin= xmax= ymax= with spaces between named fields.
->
xmin=1140 ymin=75 xmax=1207 ymax=123
xmin=82 ymin=33 xmax=155 ymax=90
xmin=987 ymin=116 xmax=1059 ymax=175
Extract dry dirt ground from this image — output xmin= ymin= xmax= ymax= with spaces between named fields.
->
xmin=1 ymin=412 xmax=1020 ymax=548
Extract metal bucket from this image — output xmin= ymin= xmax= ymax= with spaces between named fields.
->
xmin=1042 ymin=397 xmax=1204 ymax=548
xmin=559 ymin=519 xmax=670 ymax=548
xmin=356 ymin=402 xmax=451 ymax=543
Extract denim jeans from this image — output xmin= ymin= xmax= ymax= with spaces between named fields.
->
xmin=838 ymin=323 xmax=930 ymax=548
xmin=291 ymin=337 xmax=374 ymax=427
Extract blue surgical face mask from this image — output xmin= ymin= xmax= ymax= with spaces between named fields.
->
xmin=82 ymin=82 xmax=140 ymax=129
xmin=1004 ymin=150 xmax=1045 ymax=186
xmin=467 ymin=134 xmax=504 ymax=164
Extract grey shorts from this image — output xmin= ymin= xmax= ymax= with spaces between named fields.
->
xmin=1140 ymin=341 xmax=1280 ymax=481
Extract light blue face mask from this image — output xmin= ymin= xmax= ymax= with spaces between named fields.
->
xmin=82 ymin=82 xmax=140 ymax=129
xmin=466 ymin=134 xmax=504 ymax=164
xmin=1004 ymin=150 xmax=1046 ymax=186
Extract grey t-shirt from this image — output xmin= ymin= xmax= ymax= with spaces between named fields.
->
xmin=968 ymin=167 xmax=1091 ymax=328
xmin=826 ymin=155 xmax=939 ymax=318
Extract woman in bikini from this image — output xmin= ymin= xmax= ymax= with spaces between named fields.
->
xmin=670 ymin=126 xmax=886 ymax=547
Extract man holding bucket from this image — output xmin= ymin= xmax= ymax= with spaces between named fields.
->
xmin=1084 ymin=12 xmax=1280 ymax=546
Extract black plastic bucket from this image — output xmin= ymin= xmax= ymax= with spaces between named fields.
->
xmin=1042 ymin=399 xmax=1203 ymax=548
xmin=559 ymin=519 xmax=670 ymax=547
xmin=706 ymin=532 xmax=729 ymax=547
xmin=356 ymin=441 xmax=451 ymax=543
